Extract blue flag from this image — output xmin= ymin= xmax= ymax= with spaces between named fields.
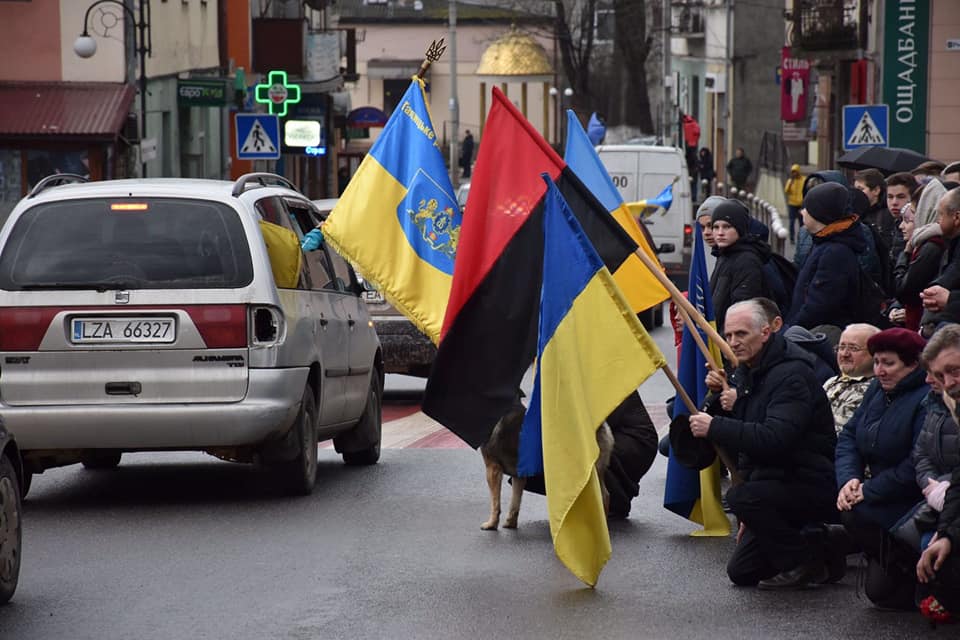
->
xmin=663 ymin=223 xmax=730 ymax=536
xmin=517 ymin=176 xmax=665 ymax=586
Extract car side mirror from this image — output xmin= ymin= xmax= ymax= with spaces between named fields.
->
xmin=657 ymin=243 xmax=676 ymax=255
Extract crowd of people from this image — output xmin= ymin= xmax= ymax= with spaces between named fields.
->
xmin=674 ymin=158 xmax=960 ymax=627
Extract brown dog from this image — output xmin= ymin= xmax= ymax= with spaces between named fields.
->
xmin=479 ymin=401 xmax=615 ymax=530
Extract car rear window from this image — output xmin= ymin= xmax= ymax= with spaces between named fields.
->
xmin=0 ymin=198 xmax=254 ymax=290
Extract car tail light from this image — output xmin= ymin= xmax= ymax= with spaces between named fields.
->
xmin=250 ymin=305 xmax=284 ymax=346
xmin=183 ymin=305 xmax=248 ymax=348
xmin=0 ymin=307 xmax=61 ymax=351
xmin=683 ymin=224 xmax=693 ymax=247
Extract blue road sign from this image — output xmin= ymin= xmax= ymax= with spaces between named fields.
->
xmin=842 ymin=104 xmax=889 ymax=150
xmin=236 ymin=114 xmax=280 ymax=160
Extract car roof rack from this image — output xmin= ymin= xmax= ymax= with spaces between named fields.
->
xmin=231 ymin=173 xmax=299 ymax=197
xmin=27 ymin=173 xmax=90 ymax=199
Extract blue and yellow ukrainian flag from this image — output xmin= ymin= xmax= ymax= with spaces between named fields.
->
xmin=517 ymin=176 xmax=666 ymax=587
xmin=663 ymin=222 xmax=730 ymax=537
xmin=323 ymin=78 xmax=458 ymax=343
xmin=563 ymin=111 xmax=669 ymax=314
xmin=633 ymin=182 xmax=675 ymax=211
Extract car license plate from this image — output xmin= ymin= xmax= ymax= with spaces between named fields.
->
xmin=71 ymin=317 xmax=176 ymax=344
xmin=363 ymin=290 xmax=385 ymax=304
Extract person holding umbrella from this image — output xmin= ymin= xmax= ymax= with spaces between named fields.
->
xmin=837 ymin=146 xmax=931 ymax=176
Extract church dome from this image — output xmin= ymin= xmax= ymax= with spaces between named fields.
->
xmin=476 ymin=28 xmax=553 ymax=77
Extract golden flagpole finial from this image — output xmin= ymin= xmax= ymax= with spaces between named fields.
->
xmin=416 ymin=39 xmax=447 ymax=79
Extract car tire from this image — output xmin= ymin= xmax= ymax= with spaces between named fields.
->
xmin=0 ymin=452 xmax=21 ymax=605
xmin=277 ymin=386 xmax=318 ymax=496
xmin=81 ymin=450 xmax=122 ymax=470
xmin=342 ymin=375 xmax=382 ymax=466
xmin=19 ymin=470 xmax=31 ymax=501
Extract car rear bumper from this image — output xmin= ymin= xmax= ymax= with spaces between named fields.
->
xmin=373 ymin=317 xmax=436 ymax=376
xmin=3 ymin=368 xmax=307 ymax=450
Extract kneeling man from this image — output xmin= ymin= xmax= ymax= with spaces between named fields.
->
xmin=688 ymin=300 xmax=839 ymax=588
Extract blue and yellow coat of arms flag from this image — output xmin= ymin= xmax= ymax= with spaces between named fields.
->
xmin=323 ymin=78 xmax=460 ymax=344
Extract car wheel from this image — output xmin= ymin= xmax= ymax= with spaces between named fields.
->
xmin=0 ymin=453 xmax=21 ymax=605
xmin=19 ymin=470 xmax=31 ymax=501
xmin=277 ymin=386 xmax=318 ymax=496
xmin=81 ymin=450 xmax=122 ymax=470
xmin=342 ymin=375 xmax=382 ymax=466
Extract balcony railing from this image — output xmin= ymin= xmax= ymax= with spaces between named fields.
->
xmin=789 ymin=0 xmax=865 ymax=51
xmin=672 ymin=2 xmax=705 ymax=38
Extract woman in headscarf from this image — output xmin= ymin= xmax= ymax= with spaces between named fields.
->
xmin=891 ymin=180 xmax=947 ymax=330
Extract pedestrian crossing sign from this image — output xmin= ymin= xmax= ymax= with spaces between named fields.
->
xmin=842 ymin=104 xmax=888 ymax=150
xmin=236 ymin=114 xmax=281 ymax=160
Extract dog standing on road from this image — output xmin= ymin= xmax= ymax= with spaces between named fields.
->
xmin=479 ymin=400 xmax=615 ymax=530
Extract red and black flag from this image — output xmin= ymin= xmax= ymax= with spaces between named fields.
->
xmin=422 ymin=87 xmax=639 ymax=448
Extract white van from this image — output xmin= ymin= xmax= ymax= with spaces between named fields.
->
xmin=595 ymin=144 xmax=693 ymax=289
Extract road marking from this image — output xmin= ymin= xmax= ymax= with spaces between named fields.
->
xmin=320 ymin=402 xmax=670 ymax=450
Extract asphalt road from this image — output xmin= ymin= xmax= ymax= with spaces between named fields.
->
xmin=0 ymin=322 xmax=934 ymax=639
xmin=1 ymin=451 xmax=927 ymax=640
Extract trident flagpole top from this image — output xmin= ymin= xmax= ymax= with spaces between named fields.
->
xmin=417 ymin=39 xmax=446 ymax=79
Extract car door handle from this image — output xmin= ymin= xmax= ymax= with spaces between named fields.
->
xmin=106 ymin=381 xmax=142 ymax=396
xmin=319 ymin=317 xmax=328 ymax=327
xmin=348 ymin=317 xmax=356 ymax=327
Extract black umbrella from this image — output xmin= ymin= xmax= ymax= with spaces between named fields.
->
xmin=837 ymin=146 xmax=930 ymax=175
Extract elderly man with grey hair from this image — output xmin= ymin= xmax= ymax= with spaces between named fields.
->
xmin=823 ymin=323 xmax=881 ymax=433
xmin=916 ymin=323 xmax=960 ymax=619
xmin=687 ymin=299 xmax=839 ymax=589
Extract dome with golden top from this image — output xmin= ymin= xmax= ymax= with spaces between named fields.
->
xmin=476 ymin=27 xmax=553 ymax=77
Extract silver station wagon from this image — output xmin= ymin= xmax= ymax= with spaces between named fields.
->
xmin=0 ymin=173 xmax=383 ymax=496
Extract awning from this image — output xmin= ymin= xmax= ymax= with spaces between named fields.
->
xmin=347 ymin=106 xmax=388 ymax=128
xmin=0 ymin=82 xmax=136 ymax=142
xmin=365 ymin=59 xmax=422 ymax=79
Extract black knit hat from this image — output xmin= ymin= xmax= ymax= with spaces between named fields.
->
xmin=711 ymin=199 xmax=751 ymax=238
xmin=802 ymin=182 xmax=852 ymax=225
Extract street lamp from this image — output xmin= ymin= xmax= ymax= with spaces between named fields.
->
xmin=548 ymin=86 xmax=574 ymax=146
xmin=74 ymin=0 xmax=152 ymax=177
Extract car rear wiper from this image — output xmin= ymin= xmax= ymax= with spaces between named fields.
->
xmin=19 ymin=280 xmax=143 ymax=291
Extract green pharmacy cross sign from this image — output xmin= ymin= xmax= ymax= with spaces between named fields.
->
xmin=255 ymin=70 xmax=301 ymax=117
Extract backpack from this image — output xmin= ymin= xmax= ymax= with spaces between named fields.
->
xmin=853 ymin=264 xmax=891 ymax=328
xmin=859 ymin=221 xmax=893 ymax=296
xmin=762 ymin=253 xmax=799 ymax=317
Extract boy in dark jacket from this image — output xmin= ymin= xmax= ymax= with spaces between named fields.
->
xmin=709 ymin=200 xmax=772 ymax=336
xmin=788 ymin=182 xmax=865 ymax=329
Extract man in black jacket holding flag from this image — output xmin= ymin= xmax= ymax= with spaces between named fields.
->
xmin=688 ymin=299 xmax=839 ymax=589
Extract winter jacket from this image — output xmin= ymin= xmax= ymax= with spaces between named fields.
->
xmin=835 ymin=367 xmax=929 ymax=529
xmin=912 ymin=391 xmax=960 ymax=486
xmin=708 ymin=334 xmax=837 ymax=489
xmin=784 ymin=167 xmax=805 ymax=207
xmin=603 ymin=391 xmax=658 ymax=517
xmin=940 ymin=466 xmax=960 ymax=545
xmin=710 ymin=236 xmax=772 ymax=334
xmin=794 ymin=223 xmax=882 ymax=290
xmin=726 ymin=156 xmax=753 ymax=187
xmin=893 ymin=229 xmax=945 ymax=330
xmin=921 ymin=235 xmax=960 ymax=336
xmin=861 ymin=202 xmax=897 ymax=262
xmin=788 ymin=223 xmax=866 ymax=329
xmin=698 ymin=150 xmax=716 ymax=182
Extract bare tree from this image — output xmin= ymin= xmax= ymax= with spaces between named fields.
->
xmin=483 ymin=0 xmax=658 ymax=133
xmin=552 ymin=0 xmax=656 ymax=133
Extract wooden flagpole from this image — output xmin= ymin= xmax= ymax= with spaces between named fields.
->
xmin=661 ymin=362 xmax=742 ymax=486
xmin=632 ymin=247 xmax=738 ymax=367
